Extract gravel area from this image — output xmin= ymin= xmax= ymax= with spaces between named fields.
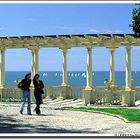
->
xmin=0 ymin=99 xmax=140 ymax=135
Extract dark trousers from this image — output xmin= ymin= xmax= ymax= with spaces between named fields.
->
xmin=34 ymin=93 xmax=42 ymax=114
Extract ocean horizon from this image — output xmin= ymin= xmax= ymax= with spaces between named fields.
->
xmin=5 ymin=71 xmax=140 ymax=87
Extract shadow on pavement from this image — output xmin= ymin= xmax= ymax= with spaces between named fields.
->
xmin=0 ymin=114 xmax=100 ymax=133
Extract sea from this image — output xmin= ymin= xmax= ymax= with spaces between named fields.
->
xmin=5 ymin=71 xmax=140 ymax=87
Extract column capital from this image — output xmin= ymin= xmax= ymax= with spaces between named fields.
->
xmin=105 ymin=41 xmax=119 ymax=48
xmin=126 ymin=46 xmax=132 ymax=50
xmin=87 ymin=47 xmax=93 ymax=51
xmin=109 ymin=47 xmax=116 ymax=52
xmin=28 ymin=46 xmax=39 ymax=52
xmin=60 ymin=48 xmax=68 ymax=53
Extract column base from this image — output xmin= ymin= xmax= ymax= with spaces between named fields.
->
xmin=83 ymin=87 xmax=94 ymax=106
xmin=122 ymin=90 xmax=135 ymax=107
xmin=61 ymin=83 xmax=67 ymax=86
xmin=85 ymin=86 xmax=93 ymax=90
xmin=125 ymin=87 xmax=132 ymax=91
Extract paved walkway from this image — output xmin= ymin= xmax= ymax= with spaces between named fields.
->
xmin=0 ymin=99 xmax=140 ymax=134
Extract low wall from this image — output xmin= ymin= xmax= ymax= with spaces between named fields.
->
xmin=0 ymin=86 xmax=139 ymax=106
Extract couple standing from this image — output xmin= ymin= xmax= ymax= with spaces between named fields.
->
xmin=18 ymin=73 xmax=44 ymax=115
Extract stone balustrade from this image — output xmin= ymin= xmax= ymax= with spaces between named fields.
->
xmin=0 ymin=86 xmax=22 ymax=102
xmin=0 ymin=85 xmax=139 ymax=106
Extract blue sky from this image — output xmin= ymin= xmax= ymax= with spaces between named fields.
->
xmin=0 ymin=3 xmax=139 ymax=71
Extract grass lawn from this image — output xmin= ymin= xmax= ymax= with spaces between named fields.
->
xmin=63 ymin=107 xmax=140 ymax=122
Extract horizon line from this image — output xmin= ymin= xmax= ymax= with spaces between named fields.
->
xmin=5 ymin=70 xmax=140 ymax=72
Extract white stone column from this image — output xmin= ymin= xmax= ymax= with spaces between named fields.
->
xmin=0 ymin=48 xmax=5 ymax=87
xmin=62 ymin=48 xmax=67 ymax=86
xmin=110 ymin=48 xmax=115 ymax=86
xmin=31 ymin=48 xmax=39 ymax=79
xmin=86 ymin=47 xmax=93 ymax=89
xmin=122 ymin=46 xmax=135 ymax=107
xmin=125 ymin=47 xmax=131 ymax=91
xmin=83 ymin=47 xmax=94 ymax=105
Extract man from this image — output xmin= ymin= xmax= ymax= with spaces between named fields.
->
xmin=18 ymin=72 xmax=32 ymax=115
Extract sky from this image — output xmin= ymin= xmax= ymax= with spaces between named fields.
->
xmin=0 ymin=3 xmax=139 ymax=71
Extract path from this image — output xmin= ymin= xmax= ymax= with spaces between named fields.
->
xmin=0 ymin=99 xmax=140 ymax=135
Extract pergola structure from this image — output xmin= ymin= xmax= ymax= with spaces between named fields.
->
xmin=0 ymin=34 xmax=139 ymax=106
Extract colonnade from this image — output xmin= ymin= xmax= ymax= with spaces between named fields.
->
xmin=0 ymin=46 xmax=132 ymax=91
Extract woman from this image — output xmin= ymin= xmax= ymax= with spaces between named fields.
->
xmin=18 ymin=72 xmax=32 ymax=115
xmin=33 ymin=74 xmax=44 ymax=115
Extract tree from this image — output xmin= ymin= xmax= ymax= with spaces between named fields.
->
xmin=130 ymin=4 xmax=140 ymax=36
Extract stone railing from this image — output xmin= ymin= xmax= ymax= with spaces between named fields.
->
xmin=0 ymin=85 xmax=139 ymax=105
xmin=134 ymin=86 xmax=140 ymax=101
xmin=0 ymin=85 xmax=84 ymax=101
xmin=69 ymin=86 xmax=84 ymax=99
xmin=45 ymin=86 xmax=84 ymax=99
xmin=93 ymin=86 xmax=123 ymax=105
xmin=45 ymin=86 xmax=60 ymax=99
xmin=0 ymin=86 xmax=22 ymax=102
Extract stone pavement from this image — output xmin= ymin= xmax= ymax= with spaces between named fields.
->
xmin=0 ymin=99 xmax=140 ymax=135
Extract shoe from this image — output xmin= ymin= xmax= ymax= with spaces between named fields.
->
xmin=36 ymin=112 xmax=40 ymax=115
xmin=20 ymin=111 xmax=23 ymax=115
xmin=28 ymin=113 xmax=32 ymax=115
xmin=36 ymin=110 xmax=41 ymax=115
